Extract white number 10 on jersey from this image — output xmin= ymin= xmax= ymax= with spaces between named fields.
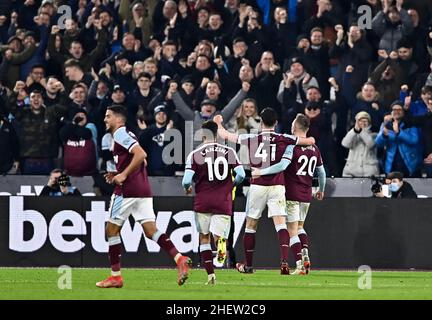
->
xmin=204 ymin=157 xmax=229 ymax=181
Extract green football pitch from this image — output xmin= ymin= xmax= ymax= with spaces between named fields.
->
xmin=0 ymin=268 xmax=431 ymax=300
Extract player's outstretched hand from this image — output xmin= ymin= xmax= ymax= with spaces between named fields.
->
xmin=185 ymin=186 xmax=193 ymax=195
xmin=251 ymin=167 xmax=261 ymax=179
xmin=315 ymin=191 xmax=324 ymax=200
xmin=213 ymin=114 xmax=223 ymax=126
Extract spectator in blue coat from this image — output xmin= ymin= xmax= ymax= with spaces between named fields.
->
xmin=375 ymin=100 xmax=423 ymax=177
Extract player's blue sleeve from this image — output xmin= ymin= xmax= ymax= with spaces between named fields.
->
xmin=113 ymin=127 xmax=138 ymax=151
xmin=260 ymin=158 xmax=291 ymax=175
xmin=259 ymin=145 xmax=294 ymax=175
xmin=233 ymin=165 xmax=246 ymax=186
xmin=316 ymin=165 xmax=326 ymax=192
xmin=182 ymin=169 xmax=195 ymax=190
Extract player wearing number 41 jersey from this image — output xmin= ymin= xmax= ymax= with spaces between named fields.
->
xmin=253 ymin=114 xmax=326 ymax=275
xmin=96 ymin=105 xmax=192 ymax=289
xmin=182 ymin=120 xmax=246 ymax=285
xmin=214 ymin=108 xmax=315 ymax=275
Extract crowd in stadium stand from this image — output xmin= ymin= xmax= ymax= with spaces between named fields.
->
xmin=0 ymin=0 xmax=432 ymax=185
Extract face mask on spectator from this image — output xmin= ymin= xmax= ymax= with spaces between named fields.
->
xmin=389 ymin=182 xmax=400 ymax=192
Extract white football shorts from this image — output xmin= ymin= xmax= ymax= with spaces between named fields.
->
xmin=108 ymin=194 xmax=155 ymax=226
xmin=195 ymin=212 xmax=231 ymax=239
xmin=285 ymin=200 xmax=311 ymax=223
xmin=246 ymin=184 xmax=287 ymax=219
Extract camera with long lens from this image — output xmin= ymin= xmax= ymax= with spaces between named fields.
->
xmin=370 ymin=176 xmax=383 ymax=194
xmin=57 ymin=174 xmax=71 ymax=187
xmin=73 ymin=116 xmax=84 ymax=125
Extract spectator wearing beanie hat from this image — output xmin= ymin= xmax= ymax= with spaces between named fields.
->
xmin=138 ymin=104 xmax=176 ymax=176
xmin=342 ymin=111 xmax=379 ymax=177
xmin=277 ymin=56 xmax=319 ymax=106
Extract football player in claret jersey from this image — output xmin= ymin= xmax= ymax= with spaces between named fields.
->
xmin=96 ymin=105 xmax=192 ymax=288
xmin=214 ymin=108 xmax=315 ymax=275
xmin=182 ymin=121 xmax=246 ymax=285
xmin=253 ymin=114 xmax=326 ymax=275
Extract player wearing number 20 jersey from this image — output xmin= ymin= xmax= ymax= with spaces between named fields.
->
xmin=183 ymin=120 xmax=245 ymax=285
xmin=214 ymin=108 xmax=315 ymax=275
xmin=257 ymin=114 xmax=326 ymax=275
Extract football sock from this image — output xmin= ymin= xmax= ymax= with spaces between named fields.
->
xmin=108 ymin=236 xmax=122 ymax=276
xmin=244 ymin=229 xmax=256 ymax=267
xmin=200 ymin=244 xmax=214 ymax=275
xmin=290 ymin=235 xmax=302 ymax=263
xmin=152 ymin=231 xmax=179 ymax=260
xmin=275 ymin=224 xmax=289 ymax=262
xmin=298 ymin=228 xmax=309 ymax=250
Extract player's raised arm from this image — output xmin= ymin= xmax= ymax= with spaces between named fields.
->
xmin=251 ymin=144 xmax=294 ymax=178
xmin=314 ymin=165 xmax=326 ymax=200
xmin=213 ymin=114 xmax=239 ymax=144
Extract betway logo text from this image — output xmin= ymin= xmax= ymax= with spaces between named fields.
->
xmin=8 ymin=197 xmax=246 ymax=253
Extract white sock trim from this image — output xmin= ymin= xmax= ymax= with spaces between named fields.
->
xmin=200 ymin=243 xmax=212 ymax=252
xmin=245 ymin=228 xmax=256 ymax=234
xmin=108 ymin=236 xmax=121 ymax=246
xmin=111 ymin=271 xmax=121 ymax=277
xmin=275 ymin=224 xmax=287 ymax=233
xmin=298 ymin=228 xmax=307 ymax=235
xmin=151 ymin=230 xmax=162 ymax=242
xmin=289 ymin=235 xmax=301 ymax=247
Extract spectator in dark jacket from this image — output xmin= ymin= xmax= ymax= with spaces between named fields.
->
xmin=8 ymin=88 xmax=67 ymax=174
xmin=139 ymin=104 xmax=176 ymax=176
xmin=0 ymin=113 xmax=19 ymax=174
xmin=342 ymin=65 xmax=385 ymax=132
xmin=372 ymin=3 xmax=414 ymax=54
xmin=330 ymin=24 xmax=373 ymax=94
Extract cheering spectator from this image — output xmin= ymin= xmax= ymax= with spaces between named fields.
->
xmin=59 ymin=109 xmax=98 ymax=177
xmin=372 ymin=1 xmax=414 ymax=54
xmin=8 ymin=88 xmax=67 ymax=174
xmin=139 ymin=105 xmax=176 ymax=176
xmin=375 ymin=100 xmax=423 ymax=177
xmin=342 ymin=111 xmax=379 ymax=177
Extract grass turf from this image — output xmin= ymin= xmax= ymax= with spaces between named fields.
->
xmin=0 ymin=268 xmax=431 ymax=300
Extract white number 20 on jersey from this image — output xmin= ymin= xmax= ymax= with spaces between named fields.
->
xmin=204 ymin=157 xmax=229 ymax=181
xmin=296 ymin=155 xmax=317 ymax=176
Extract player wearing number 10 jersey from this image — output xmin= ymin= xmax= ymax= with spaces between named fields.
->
xmin=214 ymin=108 xmax=315 ymax=275
xmin=253 ymin=114 xmax=326 ymax=275
xmin=182 ymin=121 xmax=246 ymax=285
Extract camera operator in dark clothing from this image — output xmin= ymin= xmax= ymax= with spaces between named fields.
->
xmin=39 ymin=169 xmax=81 ymax=196
xmin=387 ymin=171 xmax=417 ymax=199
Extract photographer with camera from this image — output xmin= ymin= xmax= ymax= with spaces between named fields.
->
xmin=39 ymin=169 xmax=81 ymax=196
xmin=371 ymin=175 xmax=392 ymax=198
xmin=387 ymin=171 xmax=417 ymax=198
xmin=59 ymin=109 xmax=98 ymax=177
